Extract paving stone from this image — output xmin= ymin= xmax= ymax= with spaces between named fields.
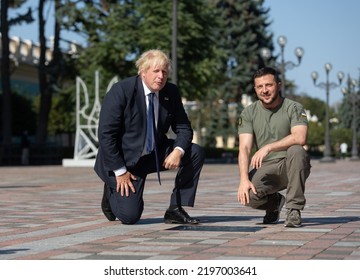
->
xmin=0 ymin=160 xmax=360 ymax=260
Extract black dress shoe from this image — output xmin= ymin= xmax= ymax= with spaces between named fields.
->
xmin=101 ymin=184 xmax=116 ymax=221
xmin=164 ymin=206 xmax=200 ymax=224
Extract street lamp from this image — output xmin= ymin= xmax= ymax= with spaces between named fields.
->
xmin=260 ymin=35 xmax=304 ymax=96
xmin=341 ymin=74 xmax=359 ymax=161
xmin=171 ymin=0 xmax=178 ymax=85
xmin=311 ymin=63 xmax=344 ymax=162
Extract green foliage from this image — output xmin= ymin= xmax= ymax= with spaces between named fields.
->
xmin=9 ymin=0 xmax=27 ymax=8
xmin=54 ymin=0 xmax=228 ymax=148
xmin=8 ymin=5 xmax=34 ymax=26
xmin=213 ymin=0 xmax=274 ymax=100
xmin=47 ymin=0 xmax=274 ymax=148
xmin=203 ymin=146 xmax=238 ymax=160
xmin=287 ymin=92 xmax=355 ymax=155
xmin=330 ymin=127 xmax=352 ymax=147
xmin=203 ymin=100 xmax=220 ymax=148
xmin=202 ymin=0 xmax=273 ymax=145
xmin=288 ymin=93 xmax=326 ymax=122
xmin=11 ymin=0 xmax=331 ymax=152
xmin=337 ymin=95 xmax=360 ymax=132
xmin=337 ymin=98 xmax=352 ymax=128
xmin=172 ymin=0 xmax=222 ymax=100
xmin=58 ymin=0 xmax=139 ymax=98
xmin=57 ymin=0 xmax=224 ymax=101
xmin=306 ymin=121 xmax=324 ymax=148
xmin=47 ymin=90 xmax=76 ymax=135
xmin=32 ymin=89 xmax=75 ymax=138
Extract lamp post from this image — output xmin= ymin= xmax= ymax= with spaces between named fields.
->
xmin=341 ymin=74 xmax=359 ymax=161
xmin=171 ymin=0 xmax=178 ymax=85
xmin=260 ymin=35 xmax=304 ymax=96
xmin=311 ymin=63 xmax=344 ymax=162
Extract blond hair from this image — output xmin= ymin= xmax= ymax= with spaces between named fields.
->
xmin=136 ymin=49 xmax=171 ymax=75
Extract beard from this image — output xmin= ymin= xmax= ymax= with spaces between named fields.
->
xmin=258 ymin=92 xmax=281 ymax=109
xmin=260 ymin=94 xmax=276 ymax=103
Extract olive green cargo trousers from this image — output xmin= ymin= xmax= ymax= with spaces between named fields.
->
xmin=248 ymin=145 xmax=311 ymax=211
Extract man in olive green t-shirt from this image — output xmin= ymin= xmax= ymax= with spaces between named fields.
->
xmin=237 ymin=67 xmax=311 ymax=227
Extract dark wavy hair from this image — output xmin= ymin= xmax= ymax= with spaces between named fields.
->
xmin=253 ymin=67 xmax=281 ymax=84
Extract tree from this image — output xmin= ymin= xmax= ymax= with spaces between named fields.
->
xmin=213 ymin=0 xmax=274 ymax=99
xmin=1 ymin=0 xmax=34 ymax=163
xmin=57 ymin=0 xmax=140 ymax=97
xmin=204 ymin=0 xmax=274 ymax=147
xmin=56 ymin=0 xmax=222 ymax=146
xmin=337 ymin=76 xmax=360 ymax=132
xmin=306 ymin=121 xmax=324 ymax=150
xmin=59 ymin=0 xmax=221 ymax=100
xmin=35 ymin=0 xmax=63 ymax=145
xmin=3 ymin=0 xmax=284 ymax=153
xmin=332 ymin=76 xmax=359 ymax=152
xmin=1 ymin=0 xmax=12 ymax=149
xmin=137 ymin=0 xmax=222 ymax=145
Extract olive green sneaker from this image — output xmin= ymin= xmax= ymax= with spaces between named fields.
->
xmin=263 ymin=193 xmax=285 ymax=224
xmin=284 ymin=209 xmax=302 ymax=227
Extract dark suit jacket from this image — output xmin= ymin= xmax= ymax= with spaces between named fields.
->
xmin=94 ymin=75 xmax=193 ymax=186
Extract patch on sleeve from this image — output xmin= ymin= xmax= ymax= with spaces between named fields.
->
xmin=294 ymin=105 xmax=308 ymax=121
xmin=238 ymin=116 xmax=243 ymax=128
xmin=299 ymin=109 xmax=308 ymax=119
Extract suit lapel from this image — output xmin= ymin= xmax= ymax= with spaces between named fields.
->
xmin=135 ymin=76 xmax=147 ymax=130
xmin=158 ymin=88 xmax=170 ymax=134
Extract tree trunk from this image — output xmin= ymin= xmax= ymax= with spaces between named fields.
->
xmin=35 ymin=0 xmax=49 ymax=145
xmin=35 ymin=0 xmax=62 ymax=145
xmin=195 ymin=101 xmax=202 ymax=146
xmin=1 ymin=0 xmax=13 ymax=155
xmin=50 ymin=0 xmax=62 ymax=85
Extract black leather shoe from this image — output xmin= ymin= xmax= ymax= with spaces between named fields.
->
xmin=101 ymin=184 xmax=116 ymax=221
xmin=164 ymin=206 xmax=200 ymax=224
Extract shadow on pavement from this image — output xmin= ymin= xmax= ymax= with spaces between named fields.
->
xmin=0 ymin=249 xmax=29 ymax=255
xmin=137 ymin=215 xmax=263 ymax=225
xmin=302 ymin=216 xmax=360 ymax=226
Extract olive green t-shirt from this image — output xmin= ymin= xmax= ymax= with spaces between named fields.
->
xmin=238 ymin=98 xmax=308 ymax=161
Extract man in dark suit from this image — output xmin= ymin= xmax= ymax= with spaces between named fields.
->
xmin=94 ymin=49 xmax=205 ymax=225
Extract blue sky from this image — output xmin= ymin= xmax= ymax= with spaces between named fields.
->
xmin=264 ymin=0 xmax=360 ymax=105
xmin=8 ymin=0 xmax=360 ymax=105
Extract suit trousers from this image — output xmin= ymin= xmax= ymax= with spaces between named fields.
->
xmin=107 ymin=139 xmax=205 ymax=224
xmin=247 ymin=145 xmax=311 ymax=211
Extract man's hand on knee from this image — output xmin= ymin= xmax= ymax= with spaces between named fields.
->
xmin=116 ymin=172 xmax=137 ymax=196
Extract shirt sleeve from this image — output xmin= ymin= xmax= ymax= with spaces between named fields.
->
xmin=238 ymin=108 xmax=253 ymax=134
xmin=290 ymin=103 xmax=308 ymax=127
xmin=174 ymin=146 xmax=185 ymax=156
xmin=114 ymin=167 xmax=127 ymax=176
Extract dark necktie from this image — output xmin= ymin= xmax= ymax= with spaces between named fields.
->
xmin=146 ymin=93 xmax=155 ymax=154
xmin=146 ymin=92 xmax=161 ymax=185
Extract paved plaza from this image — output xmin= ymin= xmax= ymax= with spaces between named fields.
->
xmin=0 ymin=159 xmax=359 ymax=260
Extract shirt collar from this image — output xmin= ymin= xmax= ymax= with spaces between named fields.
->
xmin=142 ymin=81 xmax=158 ymax=97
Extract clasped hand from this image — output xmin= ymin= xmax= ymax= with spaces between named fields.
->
xmin=116 ymin=149 xmax=182 ymax=196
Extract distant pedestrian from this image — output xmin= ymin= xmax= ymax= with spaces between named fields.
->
xmin=335 ymin=142 xmax=340 ymax=159
xmin=21 ymin=131 xmax=30 ymax=165
xmin=340 ymin=142 xmax=348 ymax=159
